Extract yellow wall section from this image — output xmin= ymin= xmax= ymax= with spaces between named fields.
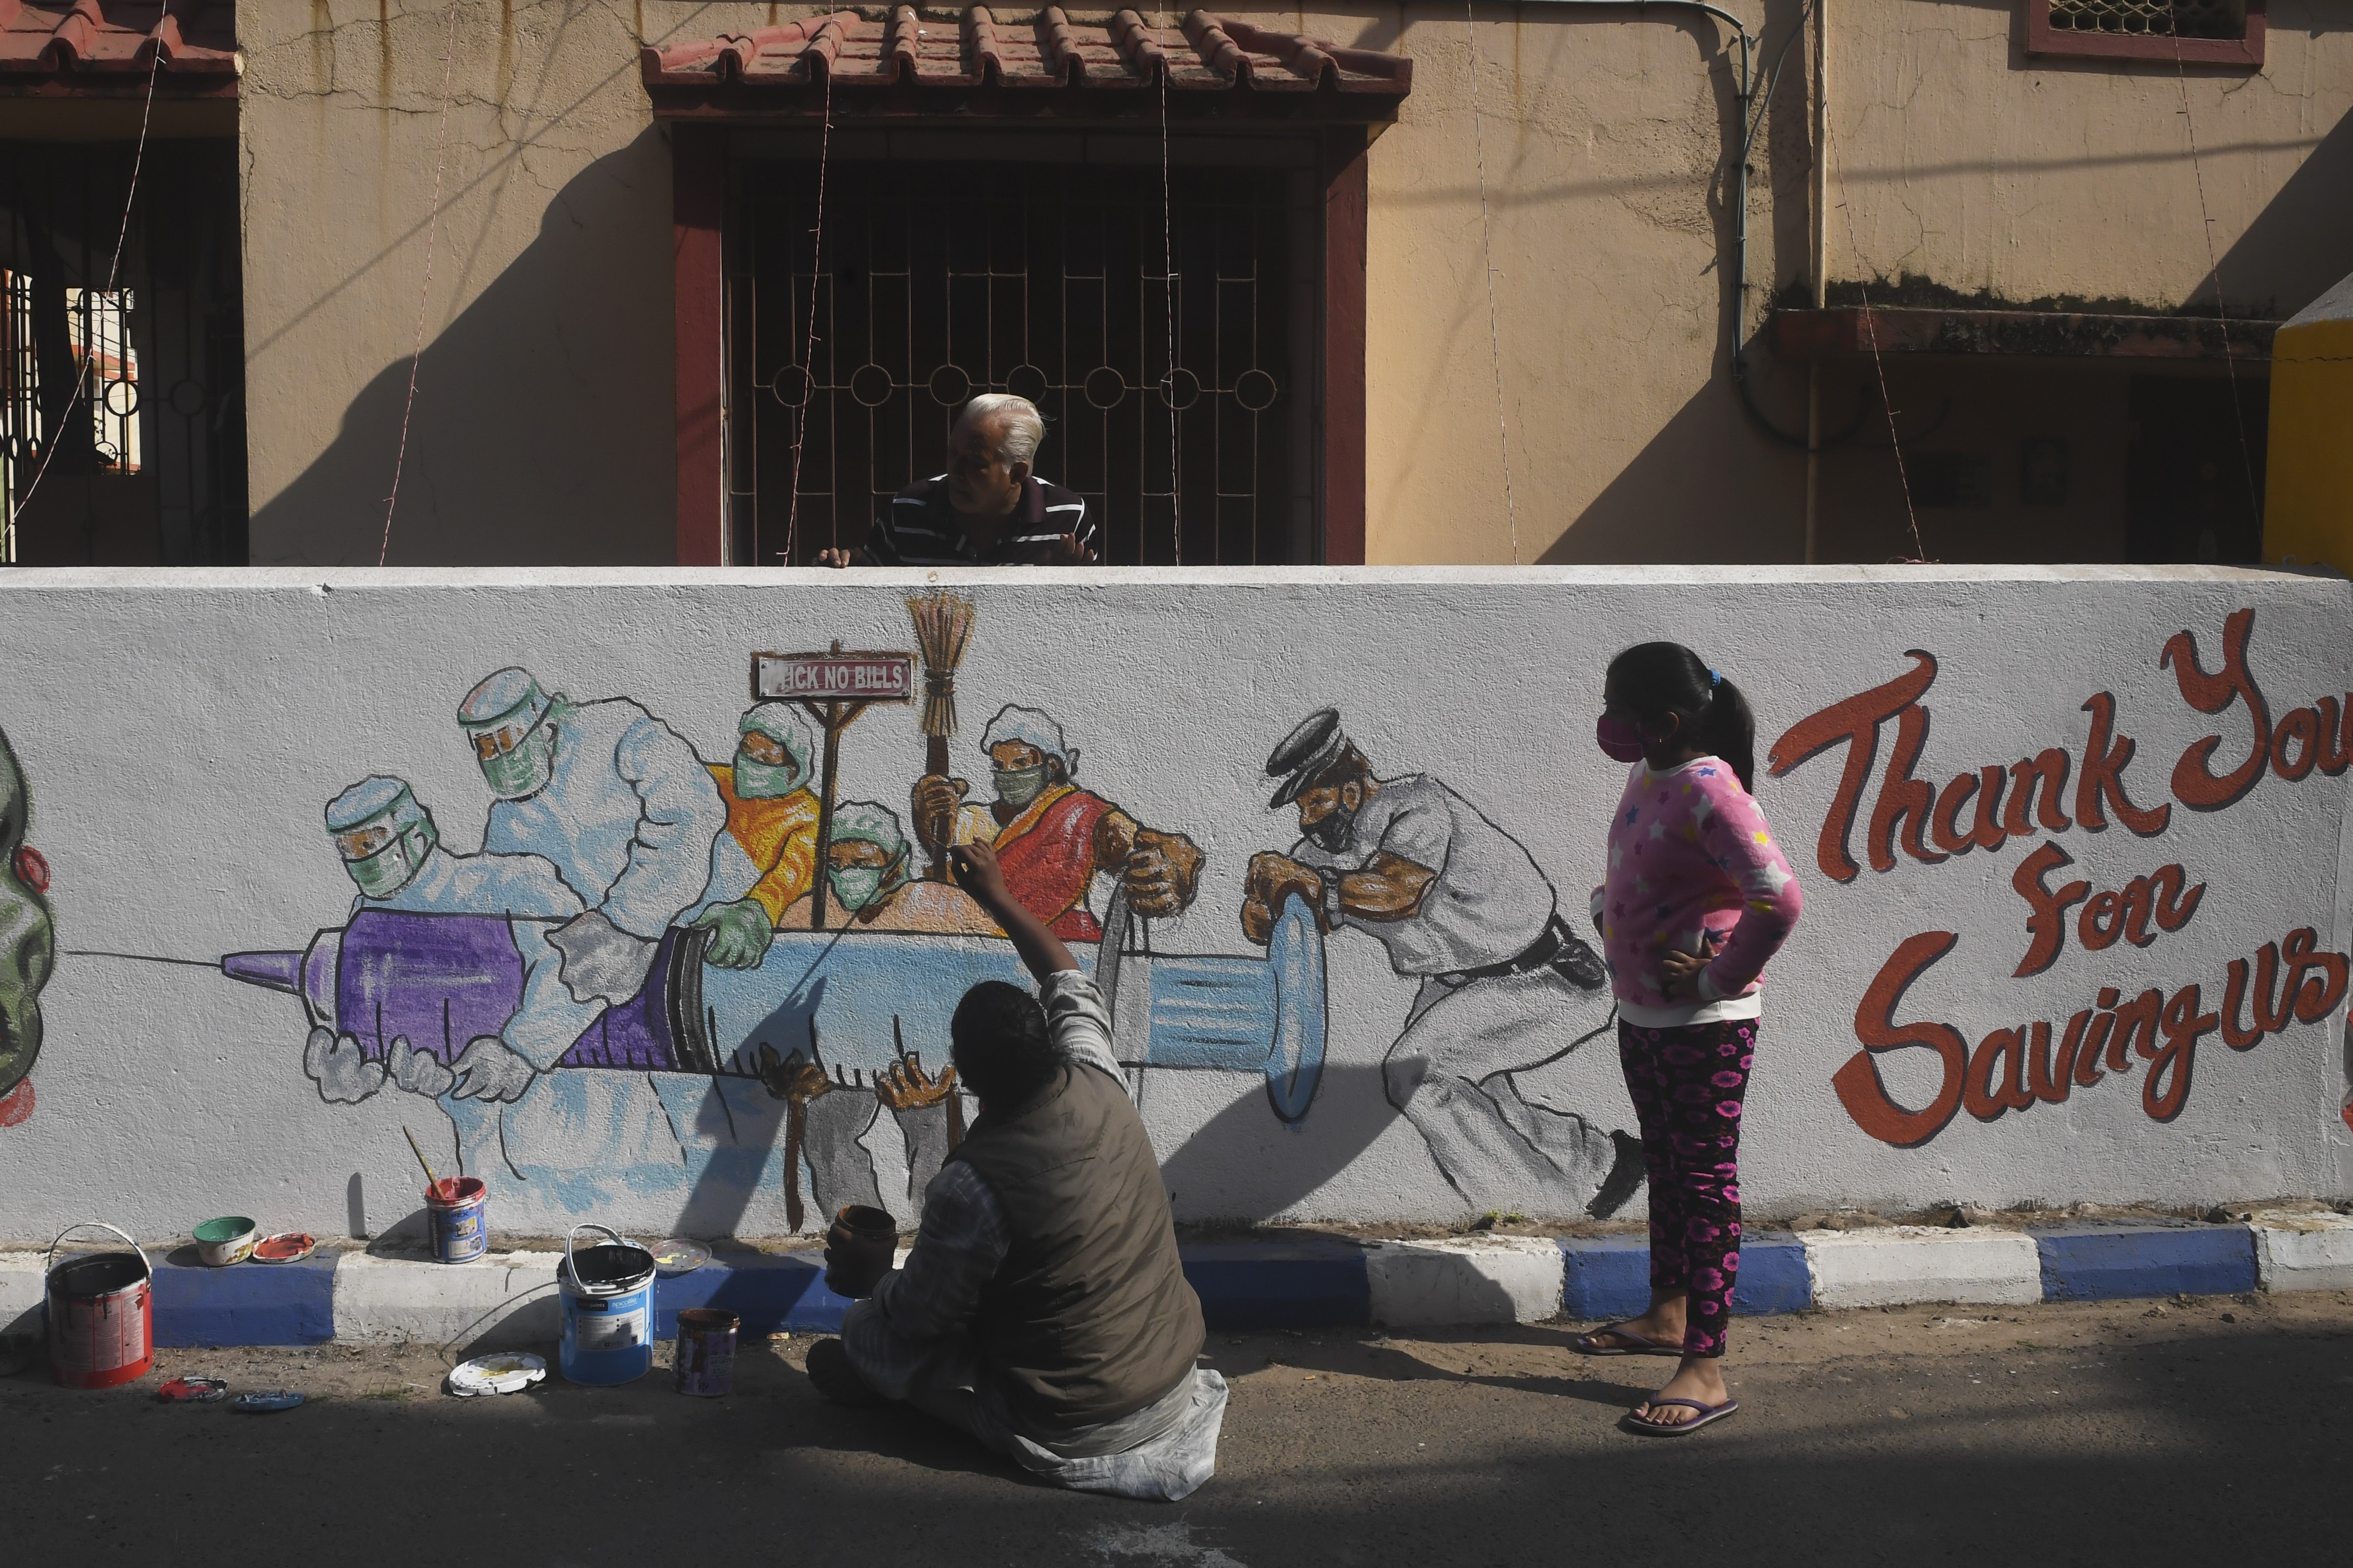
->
xmin=2264 ymin=317 xmax=2353 ymax=572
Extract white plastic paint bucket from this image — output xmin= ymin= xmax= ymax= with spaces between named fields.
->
xmin=558 ymin=1223 xmax=655 ymax=1385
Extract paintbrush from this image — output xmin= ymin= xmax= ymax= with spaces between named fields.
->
xmin=402 ymin=1126 xmax=440 ymax=1190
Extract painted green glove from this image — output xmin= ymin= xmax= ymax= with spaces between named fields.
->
xmin=690 ymin=898 xmax=775 ymax=970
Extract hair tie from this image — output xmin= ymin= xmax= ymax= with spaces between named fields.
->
xmin=1709 ymin=669 xmax=1722 ymax=688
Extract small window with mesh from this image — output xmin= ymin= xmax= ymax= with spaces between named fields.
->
xmin=2027 ymin=0 xmax=2263 ymax=63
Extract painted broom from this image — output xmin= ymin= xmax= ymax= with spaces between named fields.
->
xmin=905 ymin=590 xmax=977 ymax=880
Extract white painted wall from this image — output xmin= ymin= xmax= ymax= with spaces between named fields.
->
xmin=0 ymin=565 xmax=2345 ymax=1242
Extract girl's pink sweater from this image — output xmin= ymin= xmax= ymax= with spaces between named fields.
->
xmin=1594 ymin=756 xmax=1802 ymax=1013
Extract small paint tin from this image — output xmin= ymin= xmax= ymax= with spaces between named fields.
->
xmin=250 ymin=1233 xmax=315 ymax=1265
xmin=157 ymin=1376 xmax=229 ymax=1403
xmin=192 ymin=1216 xmax=258 ymax=1268
xmin=230 ymin=1391 xmax=304 ymax=1413
xmin=672 ymin=1309 xmax=738 ymax=1397
xmin=425 ymin=1177 xmax=489 ymax=1265
xmin=448 ymin=1352 xmax=547 ymax=1398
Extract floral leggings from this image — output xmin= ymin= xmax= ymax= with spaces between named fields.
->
xmin=1617 ymin=1017 xmax=1756 ymax=1358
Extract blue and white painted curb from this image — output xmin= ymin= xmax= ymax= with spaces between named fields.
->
xmin=3 ymin=1213 xmax=2346 ymax=1348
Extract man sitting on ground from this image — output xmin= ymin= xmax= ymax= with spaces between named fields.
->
xmin=802 ymin=840 xmax=1225 ymax=1502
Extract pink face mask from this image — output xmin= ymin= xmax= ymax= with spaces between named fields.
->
xmin=1596 ymin=715 xmax=1647 ymax=763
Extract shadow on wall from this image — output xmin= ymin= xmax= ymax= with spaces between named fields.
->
xmin=248 ymin=131 xmax=675 ymax=567
xmin=2210 ymin=100 xmax=2353 ymax=319
xmin=1156 ymin=1064 xmax=1417 ymax=1223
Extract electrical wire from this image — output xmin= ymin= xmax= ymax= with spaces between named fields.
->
xmin=378 ymin=0 xmax=464 ymax=568
xmin=5 ymin=41 xmax=161 ymax=561
xmin=1465 ymin=2 xmax=1519 ymax=564
xmin=1160 ymin=10 xmax=1180 ymax=565
xmin=2168 ymin=29 xmax=2261 ymax=527
xmin=1823 ymin=116 xmax=1927 ymax=562
xmin=783 ymin=18 xmax=837 ymax=566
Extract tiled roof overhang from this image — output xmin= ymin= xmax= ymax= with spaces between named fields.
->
xmin=0 ymin=0 xmax=236 ymax=95
xmin=641 ymin=7 xmax=1411 ymax=124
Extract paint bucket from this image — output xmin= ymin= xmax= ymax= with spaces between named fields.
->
xmin=672 ymin=1309 xmax=738 ymax=1397
xmin=192 ymin=1215 xmax=257 ymax=1267
xmin=558 ymin=1224 xmax=656 ymax=1386
xmin=425 ymin=1177 xmax=488 ymax=1264
xmin=823 ymin=1204 xmax=898 ymax=1300
xmin=45 ymin=1222 xmax=154 ymax=1390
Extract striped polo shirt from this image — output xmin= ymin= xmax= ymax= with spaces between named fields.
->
xmin=862 ymin=474 xmax=1097 ymax=566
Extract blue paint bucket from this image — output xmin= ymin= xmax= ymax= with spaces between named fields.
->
xmin=559 ymin=1224 xmax=655 ymax=1386
xmin=426 ymin=1177 xmax=489 ymax=1264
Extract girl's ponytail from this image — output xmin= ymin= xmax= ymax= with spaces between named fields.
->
xmin=1698 ymin=672 xmax=1757 ymax=795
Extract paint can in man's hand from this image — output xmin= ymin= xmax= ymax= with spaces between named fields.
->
xmin=823 ymin=1205 xmax=899 ymax=1300
xmin=425 ymin=1177 xmax=488 ymax=1264
xmin=45 ymin=1222 xmax=153 ymax=1389
xmin=672 ymin=1309 xmax=738 ymax=1397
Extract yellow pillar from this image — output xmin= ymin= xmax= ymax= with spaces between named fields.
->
xmin=2264 ymin=271 xmax=2353 ymax=570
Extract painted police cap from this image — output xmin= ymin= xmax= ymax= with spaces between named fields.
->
xmin=1265 ymin=708 xmax=1350 ymax=807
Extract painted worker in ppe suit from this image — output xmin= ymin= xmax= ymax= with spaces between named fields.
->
xmin=461 ymin=666 xmax=729 ymax=1011
xmin=686 ymin=702 xmax=823 ymax=969
xmin=303 ymin=774 xmax=592 ymax=1107
xmin=776 ymin=800 xmax=995 ymax=935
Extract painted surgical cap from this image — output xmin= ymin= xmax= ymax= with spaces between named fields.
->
xmin=828 ymin=800 xmax=908 ymax=862
xmin=979 ymin=704 xmax=1077 ymax=776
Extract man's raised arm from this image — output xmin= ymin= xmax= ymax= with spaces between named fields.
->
xmin=949 ymin=840 xmax=1073 ymax=978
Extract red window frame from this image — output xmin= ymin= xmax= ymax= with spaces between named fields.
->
xmin=2023 ymin=0 xmax=2265 ymax=67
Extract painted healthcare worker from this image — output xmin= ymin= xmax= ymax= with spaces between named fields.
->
xmin=687 ymin=702 xmax=823 ymax=969
xmin=776 ymin=800 xmax=994 ymax=934
xmin=304 ymin=775 xmax=594 ymax=1108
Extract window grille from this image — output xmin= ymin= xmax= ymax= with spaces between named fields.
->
xmin=67 ymin=287 xmax=139 ymax=473
xmin=2044 ymin=0 xmax=2243 ymax=39
xmin=1 ymin=268 xmax=39 ymax=552
xmin=728 ymin=157 xmax=1314 ymax=566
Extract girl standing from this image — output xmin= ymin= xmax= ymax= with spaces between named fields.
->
xmin=1574 ymin=642 xmax=1802 ymax=1436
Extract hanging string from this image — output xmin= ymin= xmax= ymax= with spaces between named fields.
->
xmin=783 ymin=22 xmax=836 ymax=567
xmin=1465 ymin=3 xmax=1519 ymax=565
xmin=2168 ymin=29 xmax=2261 ymax=526
xmin=378 ymin=0 xmax=464 ymax=567
xmin=1823 ymin=116 xmax=1927 ymax=563
xmin=1160 ymin=11 xmax=1180 ymax=565
xmin=6 ymin=41 xmax=161 ymax=561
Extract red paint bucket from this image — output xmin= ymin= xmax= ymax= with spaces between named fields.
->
xmin=426 ymin=1177 xmax=489 ymax=1264
xmin=45 ymin=1223 xmax=154 ymax=1390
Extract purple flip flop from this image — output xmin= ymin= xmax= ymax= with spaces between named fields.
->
xmin=1572 ymin=1324 xmax=1683 ymax=1357
xmin=1622 ymin=1397 xmax=1740 ymax=1436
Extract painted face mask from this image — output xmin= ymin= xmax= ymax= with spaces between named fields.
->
xmin=828 ymin=851 xmax=904 ymax=913
xmin=1596 ymin=715 xmax=1647 ymax=763
xmin=733 ymin=751 xmax=803 ymax=801
xmin=1306 ymin=800 xmax=1358 ymax=853
xmin=992 ymin=763 xmax=1051 ymax=811
xmin=476 ymin=719 xmax=556 ymax=800
xmin=341 ymin=821 xmax=437 ymax=899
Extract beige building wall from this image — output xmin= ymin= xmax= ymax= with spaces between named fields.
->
xmin=234 ymin=2 xmax=2352 ymax=568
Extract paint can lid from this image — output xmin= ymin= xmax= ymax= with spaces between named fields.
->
xmin=157 ymin=1376 xmax=229 ymax=1403
xmin=230 ymin=1391 xmax=305 ymax=1413
xmin=448 ymin=1352 xmax=547 ymax=1398
xmin=250 ymin=1233 xmax=316 ymax=1265
xmin=651 ymin=1238 xmax=709 ymax=1276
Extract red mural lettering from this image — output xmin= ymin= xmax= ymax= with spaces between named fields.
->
xmin=2250 ymin=942 xmax=2295 ymax=1033
xmin=2078 ymin=891 xmax=2124 ymax=952
xmin=2107 ymin=987 xmax=2163 ymax=1074
xmin=1768 ymin=651 xmax=1938 ymax=884
xmin=2315 ymin=697 xmax=2351 ymax=776
xmin=2220 ymin=953 xmax=2272 ymax=1050
xmin=1868 ymin=704 xmax=1946 ymax=870
xmin=1964 ymin=1027 xmax=2037 ymax=1120
xmin=2272 ymin=707 xmax=2322 ymax=781
xmin=2142 ymin=984 xmax=2216 ymax=1122
xmin=2162 ymin=608 xmax=2270 ymax=810
xmin=2147 ymin=864 xmax=2204 ymax=932
xmin=2027 ymin=1013 xmax=2087 ymax=1103
xmin=1835 ymin=931 xmax=1969 ymax=1146
xmin=2074 ymin=1010 xmax=2113 ymax=1087
xmin=2066 ymin=863 xmax=2205 ymax=962
xmin=2076 ymin=692 xmax=2171 ymax=835
xmin=2281 ymin=927 xmax=2349 ymax=1022
xmin=2012 ymin=842 xmax=2090 ymax=977
xmin=2001 ymin=749 xmax=2073 ymax=836
xmin=1929 ymin=767 xmax=2009 ymax=856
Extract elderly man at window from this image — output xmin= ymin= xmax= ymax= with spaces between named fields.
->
xmin=817 ymin=394 xmax=1099 ymax=567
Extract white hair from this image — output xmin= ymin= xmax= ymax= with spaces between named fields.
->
xmin=960 ymin=393 xmax=1045 ymax=468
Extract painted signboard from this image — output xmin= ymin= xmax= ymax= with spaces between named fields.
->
xmin=0 ymin=566 xmax=2343 ymax=1242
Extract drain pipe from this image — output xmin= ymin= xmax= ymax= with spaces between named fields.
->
xmin=1804 ymin=0 xmax=1827 ymax=563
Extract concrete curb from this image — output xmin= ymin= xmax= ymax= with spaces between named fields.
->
xmin=1 ymin=1219 xmax=2337 ymax=1348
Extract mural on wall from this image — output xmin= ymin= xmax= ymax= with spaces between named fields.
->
xmin=1772 ymin=608 xmax=2353 ymax=1145
xmin=217 ymin=596 xmax=1502 ymax=1229
xmin=0 ymin=726 xmax=55 ymax=1128
xmin=1242 ymin=710 xmax=1638 ymax=1218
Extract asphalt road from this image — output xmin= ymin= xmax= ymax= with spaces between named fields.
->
xmin=8 ymin=1290 xmax=2346 ymax=1566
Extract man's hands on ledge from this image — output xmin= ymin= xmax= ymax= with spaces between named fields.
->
xmin=811 ymin=534 xmax=1096 ymax=568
